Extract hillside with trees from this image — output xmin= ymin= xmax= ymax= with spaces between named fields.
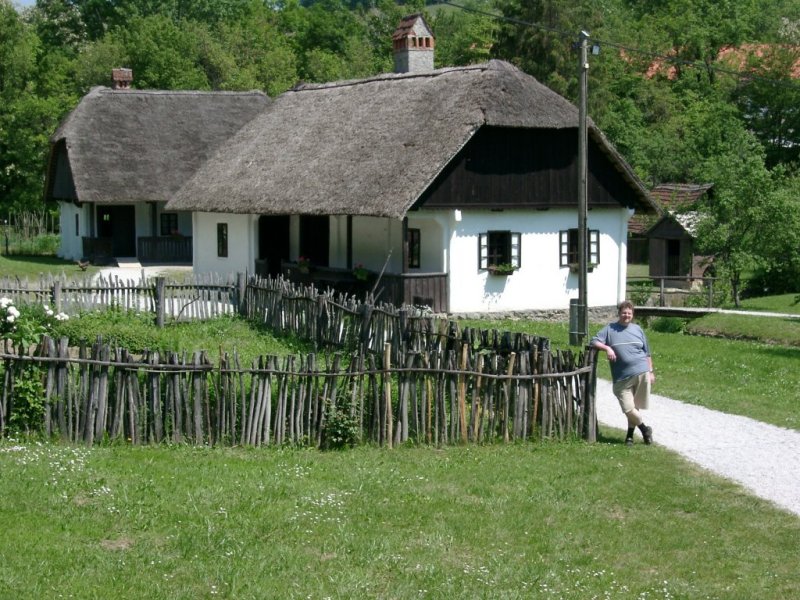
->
xmin=1 ymin=0 xmax=799 ymax=299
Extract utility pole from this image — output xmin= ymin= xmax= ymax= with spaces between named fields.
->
xmin=576 ymin=30 xmax=590 ymax=344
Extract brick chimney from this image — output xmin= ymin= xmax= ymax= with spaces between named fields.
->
xmin=111 ymin=68 xmax=133 ymax=90
xmin=392 ymin=14 xmax=435 ymax=74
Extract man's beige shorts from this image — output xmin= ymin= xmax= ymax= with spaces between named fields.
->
xmin=612 ymin=372 xmax=650 ymax=414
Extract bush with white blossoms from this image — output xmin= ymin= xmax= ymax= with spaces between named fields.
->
xmin=0 ymin=297 xmax=69 ymax=351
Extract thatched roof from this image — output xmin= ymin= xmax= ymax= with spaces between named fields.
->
xmin=45 ymin=87 xmax=269 ymax=204
xmin=169 ymin=60 xmax=655 ymax=218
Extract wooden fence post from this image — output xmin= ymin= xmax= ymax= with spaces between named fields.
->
xmin=384 ymin=342 xmax=392 ymax=448
xmin=154 ymin=276 xmax=166 ymax=328
xmin=236 ymin=272 xmax=247 ymax=316
xmin=582 ymin=347 xmax=598 ymax=442
xmin=52 ymin=280 xmax=62 ymax=313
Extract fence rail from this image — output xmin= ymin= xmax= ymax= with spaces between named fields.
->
xmin=627 ymin=276 xmax=720 ymax=308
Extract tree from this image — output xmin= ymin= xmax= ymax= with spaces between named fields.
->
xmin=491 ymin=0 xmax=606 ymax=99
xmin=692 ymin=131 xmax=782 ymax=305
xmin=730 ymin=23 xmax=800 ymax=170
xmin=430 ymin=1 xmax=497 ymax=68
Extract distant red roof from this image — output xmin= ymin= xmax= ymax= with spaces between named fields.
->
xmin=630 ymin=44 xmax=800 ymax=80
xmin=650 ymin=183 xmax=713 ymax=210
xmin=629 ymin=183 xmax=712 ymax=235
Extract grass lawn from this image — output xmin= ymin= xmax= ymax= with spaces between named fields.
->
xmin=2 ymin=261 xmax=800 ymax=597
xmin=0 ymin=254 xmax=101 ymax=279
xmin=1 ymin=441 xmax=798 ymax=599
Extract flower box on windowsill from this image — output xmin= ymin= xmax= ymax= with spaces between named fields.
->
xmin=568 ymin=263 xmax=596 ymax=274
xmin=486 ymin=264 xmax=517 ymax=276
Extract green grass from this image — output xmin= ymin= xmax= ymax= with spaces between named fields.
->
xmin=0 ymin=254 xmax=101 ymax=279
xmin=738 ymin=293 xmax=800 ymax=314
xmin=626 ymin=262 xmax=650 ymax=279
xmin=52 ymin=311 xmax=311 ymax=364
xmin=1 ymin=441 xmax=798 ymax=599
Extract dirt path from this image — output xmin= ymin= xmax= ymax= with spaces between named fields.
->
xmin=596 ymin=379 xmax=800 ymax=517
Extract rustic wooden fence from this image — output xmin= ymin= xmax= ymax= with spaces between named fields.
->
xmin=0 ymin=336 xmax=597 ymax=447
xmin=0 ymin=272 xmax=598 ymax=445
xmin=0 ymin=272 xmax=240 ymax=323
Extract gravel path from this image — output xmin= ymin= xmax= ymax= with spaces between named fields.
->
xmin=596 ymin=379 xmax=800 ymax=517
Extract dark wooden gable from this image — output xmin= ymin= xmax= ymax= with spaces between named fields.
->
xmin=46 ymin=140 xmax=78 ymax=202
xmin=649 ymin=215 xmax=693 ymax=240
xmin=415 ymin=126 xmax=641 ymax=210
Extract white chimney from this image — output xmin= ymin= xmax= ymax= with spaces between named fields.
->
xmin=392 ymin=14 xmax=435 ymax=74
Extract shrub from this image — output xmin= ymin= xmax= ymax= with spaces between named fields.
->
xmin=321 ymin=397 xmax=360 ymax=450
xmin=51 ymin=307 xmax=160 ymax=351
xmin=8 ymin=366 xmax=46 ymax=435
xmin=650 ymin=316 xmax=688 ymax=334
xmin=1 ymin=297 xmax=69 ymax=351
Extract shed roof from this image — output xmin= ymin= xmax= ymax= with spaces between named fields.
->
xmin=169 ymin=60 xmax=656 ymax=218
xmin=45 ymin=87 xmax=269 ymax=204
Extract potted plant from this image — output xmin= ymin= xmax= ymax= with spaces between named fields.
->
xmin=486 ymin=263 xmax=517 ymax=276
xmin=568 ymin=263 xmax=596 ymax=274
xmin=297 ymin=256 xmax=311 ymax=274
xmin=352 ymin=263 xmax=369 ymax=281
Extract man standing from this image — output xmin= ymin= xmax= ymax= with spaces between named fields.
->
xmin=591 ymin=301 xmax=655 ymax=446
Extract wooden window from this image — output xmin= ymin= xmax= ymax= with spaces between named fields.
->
xmin=217 ymin=223 xmax=228 ymax=258
xmin=479 ymin=231 xmax=521 ymax=270
xmin=160 ymin=213 xmax=178 ymax=236
xmin=407 ymin=228 xmax=421 ymax=269
xmin=559 ymin=228 xmax=600 ymax=267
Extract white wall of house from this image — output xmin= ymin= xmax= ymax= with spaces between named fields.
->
xmin=440 ymin=207 xmax=629 ymax=312
xmin=193 ymin=212 xmax=256 ymax=275
xmin=58 ymin=201 xmax=91 ymax=260
xmin=190 ymin=206 xmax=630 ymax=312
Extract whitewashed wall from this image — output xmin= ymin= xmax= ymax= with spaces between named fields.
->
xmin=57 ymin=201 xmax=89 ymax=260
xmin=190 ymin=207 xmax=630 ymax=312
xmin=193 ymin=212 xmax=256 ymax=275
xmin=436 ymin=207 xmax=629 ymax=312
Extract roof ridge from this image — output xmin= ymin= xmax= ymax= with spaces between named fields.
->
xmin=291 ymin=62 xmax=496 ymax=93
xmin=95 ymin=87 xmax=267 ymax=97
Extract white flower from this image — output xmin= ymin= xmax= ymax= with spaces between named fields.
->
xmin=0 ymin=297 xmax=10 ymax=308
xmin=55 ymin=313 xmax=69 ymax=321
xmin=7 ymin=306 xmax=20 ymax=318
xmin=45 ymin=307 xmax=54 ymax=317
xmin=6 ymin=315 xmax=15 ymax=324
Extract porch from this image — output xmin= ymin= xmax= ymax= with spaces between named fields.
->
xmin=81 ymin=236 xmax=192 ymax=264
xmin=282 ymin=262 xmax=449 ymax=313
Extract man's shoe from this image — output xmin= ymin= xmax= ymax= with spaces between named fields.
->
xmin=625 ymin=437 xmax=634 ymax=446
xmin=642 ymin=426 xmax=653 ymax=445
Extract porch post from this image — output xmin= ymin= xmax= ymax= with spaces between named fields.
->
xmin=149 ymin=202 xmax=158 ymax=236
xmin=402 ymin=217 xmax=409 ymax=274
xmin=347 ymin=215 xmax=353 ymax=269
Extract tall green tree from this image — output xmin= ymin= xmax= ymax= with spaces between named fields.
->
xmin=693 ymin=131 xmax=783 ymax=305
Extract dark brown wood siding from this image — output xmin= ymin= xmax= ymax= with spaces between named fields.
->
xmin=416 ymin=127 xmax=640 ymax=211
